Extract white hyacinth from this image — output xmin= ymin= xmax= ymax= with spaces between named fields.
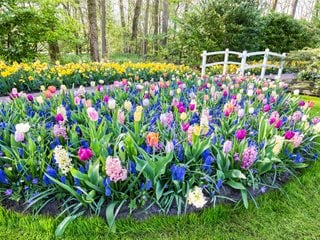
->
xmin=53 ymin=145 xmax=73 ymax=175
xmin=187 ymin=186 xmax=207 ymax=208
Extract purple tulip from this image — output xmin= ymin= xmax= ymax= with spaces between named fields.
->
xmin=275 ymin=120 xmax=282 ymax=129
xmin=103 ymin=95 xmax=109 ymax=103
xmin=235 ymin=129 xmax=246 ymax=140
xmin=269 ymin=117 xmax=276 ymax=125
xmin=55 ymin=113 xmax=64 ymax=122
xmin=78 ymin=147 xmax=94 ymax=161
xmin=263 ymin=104 xmax=271 ymax=112
xmin=27 ymin=94 xmax=34 ymax=102
xmin=284 ymin=131 xmax=295 ymax=140
xmin=189 ymin=103 xmax=196 ymax=111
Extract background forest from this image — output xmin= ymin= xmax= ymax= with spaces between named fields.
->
xmin=1 ymin=0 xmax=320 ymax=66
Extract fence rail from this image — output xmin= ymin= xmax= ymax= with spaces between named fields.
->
xmin=200 ymin=48 xmax=286 ymax=79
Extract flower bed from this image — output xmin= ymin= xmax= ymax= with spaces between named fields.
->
xmin=0 ymin=61 xmax=191 ymax=95
xmin=0 ymin=75 xmax=319 ymax=236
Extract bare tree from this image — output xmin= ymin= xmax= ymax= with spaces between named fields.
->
xmin=119 ymin=0 xmax=127 ymax=52
xmin=101 ymin=0 xmax=107 ymax=59
xmin=143 ymin=0 xmax=150 ymax=56
xmin=272 ymin=0 xmax=278 ymax=10
xmin=153 ymin=0 xmax=160 ymax=51
xmin=48 ymin=42 xmax=60 ymax=63
xmin=87 ymin=0 xmax=100 ymax=61
xmin=161 ymin=0 xmax=168 ymax=46
xmin=131 ymin=0 xmax=142 ymax=41
xmin=292 ymin=0 xmax=299 ymax=17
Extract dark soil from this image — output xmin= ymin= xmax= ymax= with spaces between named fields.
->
xmin=0 ymin=171 xmax=293 ymax=221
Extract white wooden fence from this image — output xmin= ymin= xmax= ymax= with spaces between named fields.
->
xmin=200 ymin=48 xmax=286 ymax=79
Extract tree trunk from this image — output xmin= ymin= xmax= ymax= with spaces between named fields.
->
xmin=173 ymin=2 xmax=180 ymax=40
xmin=78 ymin=4 xmax=89 ymax=53
xmin=48 ymin=41 xmax=60 ymax=63
xmin=161 ymin=0 xmax=168 ymax=47
xmin=153 ymin=0 xmax=159 ymax=51
xmin=101 ymin=0 xmax=107 ymax=59
xmin=143 ymin=0 xmax=150 ymax=56
xmin=131 ymin=0 xmax=142 ymax=41
xmin=119 ymin=0 xmax=127 ymax=52
xmin=87 ymin=0 xmax=100 ymax=61
xmin=291 ymin=0 xmax=299 ymax=17
xmin=272 ymin=0 xmax=278 ymax=10
xmin=184 ymin=0 xmax=189 ymax=14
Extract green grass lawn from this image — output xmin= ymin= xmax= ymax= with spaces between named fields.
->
xmin=0 ymin=95 xmax=320 ymax=240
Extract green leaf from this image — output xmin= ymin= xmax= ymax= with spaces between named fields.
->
xmin=241 ymin=189 xmax=249 ymax=209
xmin=256 ymin=159 xmax=273 ymax=175
xmin=229 ymin=169 xmax=246 ymax=179
xmin=55 ymin=211 xmax=85 ymax=237
xmin=45 ymin=174 xmax=83 ymax=203
xmin=88 ymin=161 xmax=100 ymax=186
xmin=106 ymin=201 xmax=118 ymax=233
xmin=226 ymin=180 xmax=246 ymax=190
xmin=70 ymin=168 xmax=89 ymax=182
xmin=156 ymin=181 xmax=163 ymax=201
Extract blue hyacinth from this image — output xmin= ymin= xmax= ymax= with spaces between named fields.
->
xmin=43 ymin=166 xmax=57 ymax=186
xmin=171 ymin=164 xmax=186 ymax=182
xmin=103 ymin=178 xmax=111 ymax=197
xmin=0 ymin=169 xmax=8 ymax=184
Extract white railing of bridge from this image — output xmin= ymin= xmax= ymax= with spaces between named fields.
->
xmin=200 ymin=48 xmax=286 ymax=79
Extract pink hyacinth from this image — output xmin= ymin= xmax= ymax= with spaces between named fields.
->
xmin=292 ymin=133 xmax=303 ymax=148
xmin=284 ymin=131 xmax=295 ymax=140
xmin=117 ymin=111 xmax=125 ymax=124
xmin=235 ymin=129 xmax=246 ymax=140
xmin=312 ymin=117 xmax=320 ymax=125
xmin=78 ymin=147 xmax=93 ymax=161
xmin=292 ymin=111 xmax=302 ymax=122
xmin=270 ymin=111 xmax=280 ymax=119
xmin=165 ymin=141 xmax=174 ymax=153
xmin=241 ymin=147 xmax=258 ymax=169
xmin=53 ymin=124 xmax=67 ymax=139
xmin=105 ymin=156 xmax=127 ymax=182
xmin=160 ymin=112 xmax=174 ymax=127
xmin=14 ymin=131 xmax=25 ymax=142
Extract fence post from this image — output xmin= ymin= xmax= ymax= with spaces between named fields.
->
xmin=260 ymin=48 xmax=269 ymax=79
xmin=223 ymin=48 xmax=229 ymax=75
xmin=277 ymin=53 xmax=286 ymax=79
xmin=240 ymin=50 xmax=247 ymax=76
xmin=201 ymin=51 xmax=207 ymax=77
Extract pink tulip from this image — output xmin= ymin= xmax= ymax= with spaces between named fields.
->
xmin=78 ymin=147 xmax=93 ymax=161
xmin=87 ymin=107 xmax=99 ymax=121
xmin=181 ymin=123 xmax=190 ymax=132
